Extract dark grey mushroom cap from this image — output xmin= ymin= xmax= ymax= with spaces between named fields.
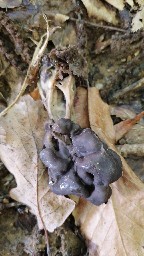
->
xmin=40 ymin=118 xmax=122 ymax=206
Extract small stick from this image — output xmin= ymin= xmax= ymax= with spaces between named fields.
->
xmin=117 ymin=144 xmax=144 ymax=157
xmin=70 ymin=17 xmax=127 ymax=33
xmin=111 ymin=77 xmax=144 ymax=99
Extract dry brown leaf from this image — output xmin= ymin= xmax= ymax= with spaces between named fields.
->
xmin=0 ymin=95 xmax=75 ymax=232
xmin=81 ymin=0 xmax=118 ymax=25
xmin=73 ymin=87 xmax=144 ymax=256
xmin=88 ymin=88 xmax=116 ymax=145
xmin=115 ymin=111 xmax=144 ymax=142
xmin=132 ymin=7 xmax=144 ymax=32
xmin=39 ymin=67 xmax=75 ymax=120
xmin=74 ymin=87 xmax=90 ymax=128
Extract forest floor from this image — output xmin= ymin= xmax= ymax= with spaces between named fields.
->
xmin=0 ymin=0 xmax=144 ymax=255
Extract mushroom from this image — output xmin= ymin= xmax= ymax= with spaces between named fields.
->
xmin=40 ymin=118 xmax=122 ymax=205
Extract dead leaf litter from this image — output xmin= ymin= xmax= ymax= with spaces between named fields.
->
xmin=0 ymin=0 xmax=144 ymax=255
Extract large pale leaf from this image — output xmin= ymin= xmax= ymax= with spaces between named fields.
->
xmin=74 ymin=88 xmax=144 ymax=256
xmin=0 ymin=95 xmax=75 ymax=232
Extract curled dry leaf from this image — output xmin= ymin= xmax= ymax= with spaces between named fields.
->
xmin=38 ymin=66 xmax=59 ymax=119
xmin=73 ymin=87 xmax=144 ymax=256
xmin=81 ymin=0 xmax=118 ymax=25
xmin=115 ymin=111 xmax=144 ymax=142
xmin=56 ymin=75 xmax=75 ymax=119
xmin=0 ymin=95 xmax=75 ymax=232
xmin=39 ymin=58 xmax=75 ymax=120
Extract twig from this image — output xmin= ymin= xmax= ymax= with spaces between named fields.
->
xmin=70 ymin=17 xmax=127 ymax=33
xmin=41 ymin=12 xmax=127 ymax=33
xmin=117 ymin=144 xmax=144 ymax=157
xmin=111 ymin=77 xmax=144 ymax=100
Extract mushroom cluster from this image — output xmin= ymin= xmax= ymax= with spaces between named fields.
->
xmin=40 ymin=118 xmax=122 ymax=205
